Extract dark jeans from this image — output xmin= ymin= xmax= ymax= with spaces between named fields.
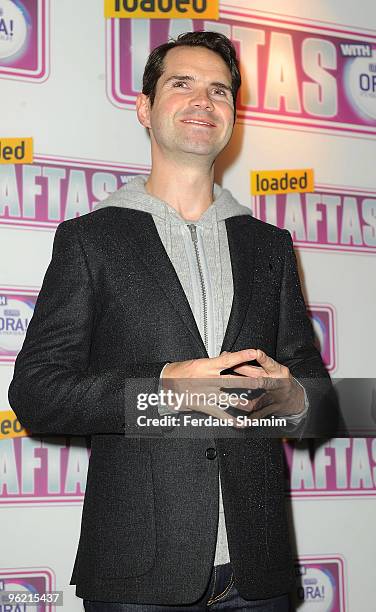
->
xmin=83 ymin=562 xmax=291 ymax=611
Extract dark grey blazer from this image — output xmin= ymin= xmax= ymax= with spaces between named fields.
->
xmin=8 ymin=207 xmax=335 ymax=605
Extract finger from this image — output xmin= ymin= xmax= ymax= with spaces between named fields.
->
xmin=256 ymin=377 xmax=290 ymax=391
xmin=218 ymin=374 xmax=260 ymax=382
xmin=168 ymin=380 xmax=263 ymax=410
xmin=248 ymin=392 xmax=274 ymax=412
xmin=231 ymin=364 xmax=268 ymax=377
xmin=218 ymin=373 xmax=261 ymax=380
xmin=179 ymin=386 xmax=249 ymax=417
xmin=215 ymin=349 xmax=258 ymax=371
xmin=229 ymin=392 xmax=268 ymax=413
xmin=191 ymin=402 xmax=237 ymax=427
xmin=218 ymin=377 xmax=263 ymax=390
xmin=254 ymin=349 xmax=285 ymax=376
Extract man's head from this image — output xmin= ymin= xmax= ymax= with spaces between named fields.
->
xmin=136 ymin=31 xmax=241 ymax=165
xmin=142 ymin=31 xmax=241 ymax=119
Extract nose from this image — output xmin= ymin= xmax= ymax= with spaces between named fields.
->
xmin=189 ymin=88 xmax=214 ymax=111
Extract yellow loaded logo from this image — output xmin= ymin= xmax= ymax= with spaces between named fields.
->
xmin=251 ymin=168 xmax=314 ymax=196
xmin=0 ymin=138 xmax=33 ymax=164
xmin=104 ymin=0 xmax=218 ymax=19
xmin=0 ymin=410 xmax=28 ymax=439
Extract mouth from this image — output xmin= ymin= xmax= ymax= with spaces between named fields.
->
xmin=180 ymin=119 xmax=216 ymax=128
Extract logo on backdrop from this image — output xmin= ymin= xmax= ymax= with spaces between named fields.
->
xmin=342 ymin=43 xmax=376 ymax=124
xmin=0 ymin=155 xmax=149 ymax=228
xmin=0 ymin=0 xmax=49 ymax=82
xmin=308 ymin=304 xmax=336 ymax=373
xmin=4 ymin=436 xmax=375 ymax=505
xmin=0 ymin=410 xmax=28 ymax=439
xmin=0 ymin=436 xmax=89 ymax=505
xmin=0 ymin=291 xmax=36 ymax=361
xmin=0 ymin=568 xmax=55 ymax=609
xmin=284 ymin=439 xmax=376 ymax=498
xmin=105 ymin=8 xmax=376 ymax=136
xmin=104 ymin=0 xmax=218 ymax=19
xmin=251 ymin=168 xmax=314 ymax=196
xmin=293 ymin=556 xmax=346 ymax=611
xmin=0 ymin=137 xmax=33 ymax=164
xmin=252 ymin=184 xmax=376 ymax=255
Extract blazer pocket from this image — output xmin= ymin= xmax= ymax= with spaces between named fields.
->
xmin=78 ymin=451 xmax=156 ymax=579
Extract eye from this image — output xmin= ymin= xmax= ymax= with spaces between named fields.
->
xmin=172 ymin=81 xmax=188 ymax=88
xmin=213 ymin=88 xmax=227 ymax=96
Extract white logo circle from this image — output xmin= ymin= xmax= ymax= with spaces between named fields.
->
xmin=0 ymin=297 xmax=34 ymax=352
xmin=0 ymin=0 xmax=28 ymax=60
xmin=345 ymin=50 xmax=376 ymax=121
xmin=295 ymin=566 xmax=335 ymax=612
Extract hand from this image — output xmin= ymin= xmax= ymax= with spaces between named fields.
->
xmin=229 ymin=349 xmax=305 ymax=419
xmin=163 ymin=348 xmax=262 ymax=379
xmin=161 ymin=349 xmax=264 ymax=425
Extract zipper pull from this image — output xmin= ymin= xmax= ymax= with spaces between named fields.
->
xmin=187 ymin=223 xmax=198 ymax=243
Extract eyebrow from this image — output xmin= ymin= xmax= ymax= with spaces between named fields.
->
xmin=163 ymin=74 xmax=232 ymax=92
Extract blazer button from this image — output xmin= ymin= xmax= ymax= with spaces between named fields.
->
xmin=205 ymin=447 xmax=217 ymax=460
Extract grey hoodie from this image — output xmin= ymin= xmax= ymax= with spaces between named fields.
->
xmin=93 ymin=174 xmax=252 ymax=567
xmin=94 ymin=174 xmax=251 ymax=360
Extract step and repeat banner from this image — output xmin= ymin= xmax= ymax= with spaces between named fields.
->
xmin=1 ymin=0 xmax=375 ymax=610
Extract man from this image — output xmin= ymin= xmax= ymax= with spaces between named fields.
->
xmin=8 ymin=32 xmax=334 ymax=611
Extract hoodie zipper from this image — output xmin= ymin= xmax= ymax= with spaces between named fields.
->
xmin=187 ymin=224 xmax=208 ymax=351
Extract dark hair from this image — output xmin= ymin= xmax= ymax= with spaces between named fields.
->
xmin=142 ymin=31 xmax=241 ymax=119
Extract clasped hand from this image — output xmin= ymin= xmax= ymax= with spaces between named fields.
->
xmin=161 ymin=348 xmax=305 ymax=427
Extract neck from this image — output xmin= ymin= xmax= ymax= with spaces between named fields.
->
xmin=145 ymin=156 xmax=215 ymax=222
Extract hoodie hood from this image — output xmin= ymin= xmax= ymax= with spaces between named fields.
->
xmin=93 ymin=174 xmax=251 ymax=225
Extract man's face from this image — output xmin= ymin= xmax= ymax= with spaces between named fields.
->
xmin=137 ymin=46 xmax=235 ymax=161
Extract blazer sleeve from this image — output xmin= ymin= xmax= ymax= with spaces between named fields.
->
xmin=275 ymin=230 xmax=342 ymax=439
xmin=8 ymin=220 xmax=169 ymax=436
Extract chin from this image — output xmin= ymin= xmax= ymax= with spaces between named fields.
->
xmin=178 ymin=140 xmax=222 ymax=156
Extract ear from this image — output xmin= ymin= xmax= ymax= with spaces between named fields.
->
xmin=136 ymin=93 xmax=151 ymax=128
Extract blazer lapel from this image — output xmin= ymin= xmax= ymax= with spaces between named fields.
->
xmin=220 ymin=216 xmax=255 ymax=353
xmin=120 ymin=209 xmax=207 ymax=356
xmin=120 ymin=209 xmax=255 ymax=357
